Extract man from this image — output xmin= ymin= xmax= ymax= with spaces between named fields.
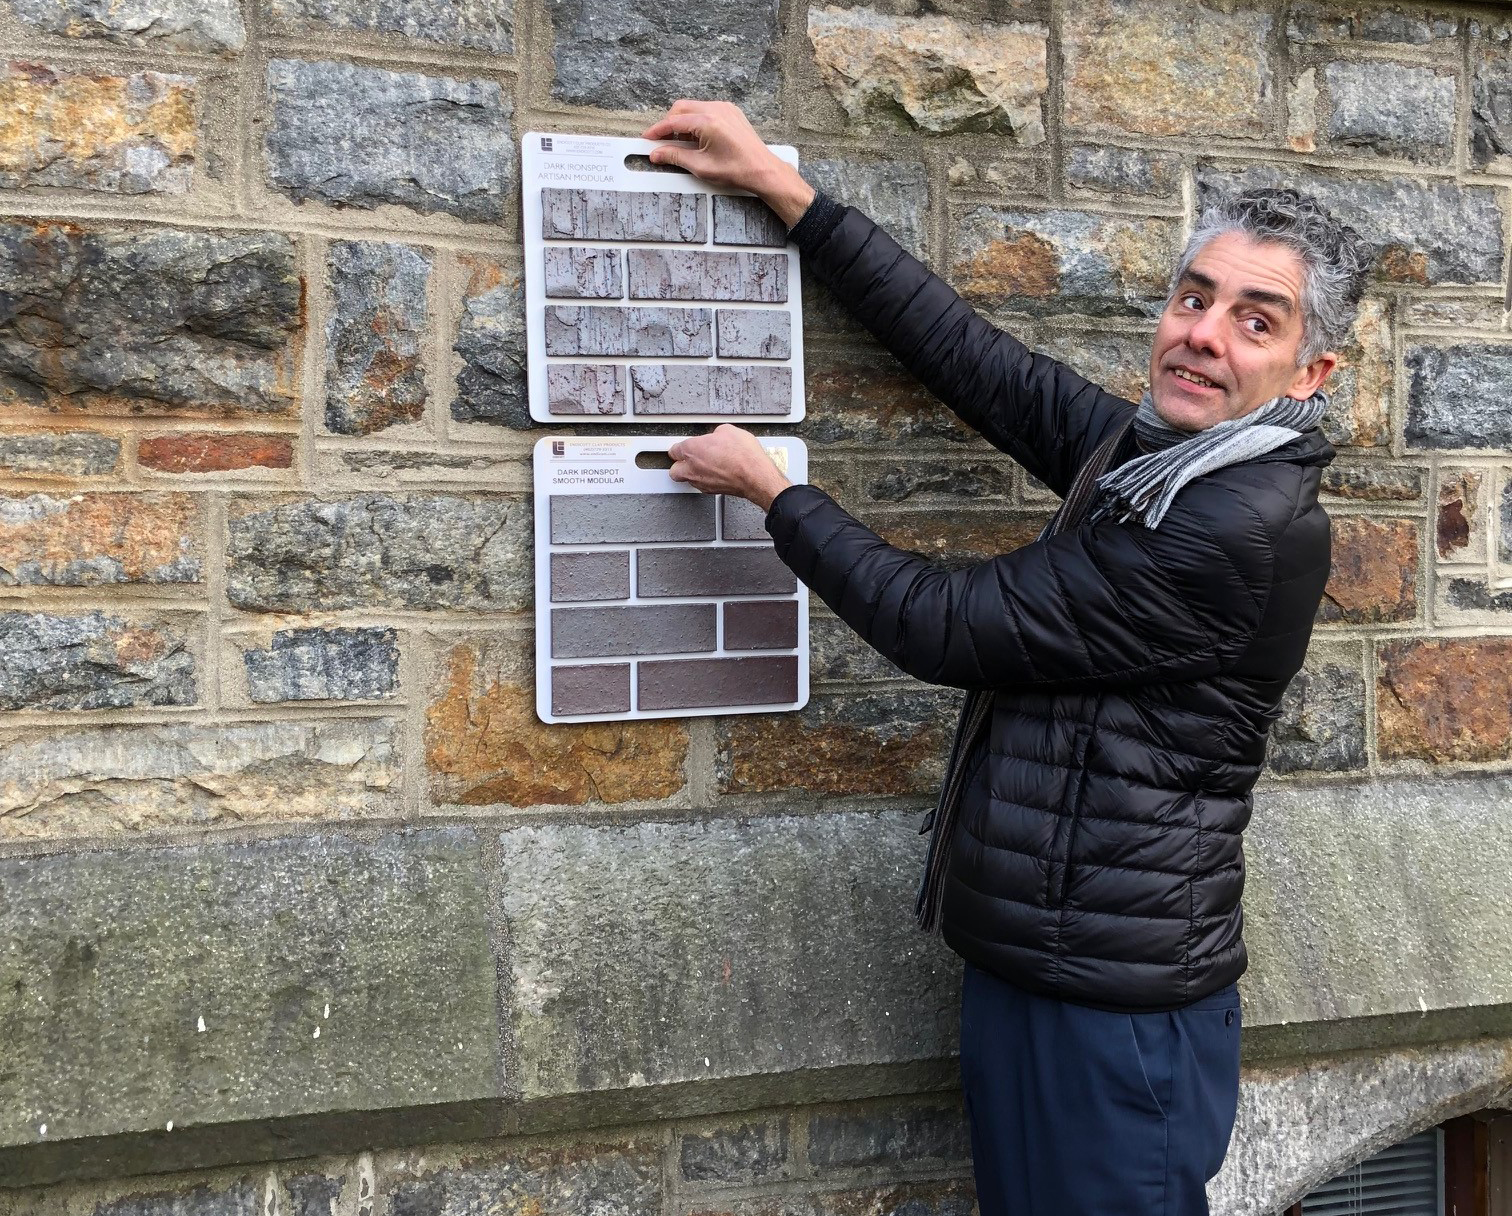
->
xmin=642 ymin=100 xmax=1372 ymax=1215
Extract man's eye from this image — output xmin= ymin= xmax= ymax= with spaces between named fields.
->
xmin=1180 ymin=294 xmax=1202 ymax=309
xmin=1246 ymin=317 xmax=1269 ymax=333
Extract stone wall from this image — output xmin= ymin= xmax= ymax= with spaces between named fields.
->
xmin=0 ymin=0 xmax=1510 ymax=1210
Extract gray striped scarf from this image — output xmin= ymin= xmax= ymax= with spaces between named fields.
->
xmin=1086 ymin=388 xmax=1329 ymax=530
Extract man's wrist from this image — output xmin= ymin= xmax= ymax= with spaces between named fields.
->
xmin=757 ymin=161 xmax=815 ymax=229
xmin=746 ymin=467 xmax=794 ymax=513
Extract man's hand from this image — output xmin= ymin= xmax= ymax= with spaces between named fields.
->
xmin=667 ymin=425 xmax=793 ymax=511
xmin=641 ymin=101 xmax=815 ymax=228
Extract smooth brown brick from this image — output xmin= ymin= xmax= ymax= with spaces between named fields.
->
xmin=550 ymin=551 xmax=631 ymax=602
xmin=637 ymin=547 xmax=795 ymax=598
xmin=552 ymin=663 xmax=631 ymax=716
xmin=721 ymin=495 xmax=769 ymax=541
xmin=139 ymin=432 xmax=294 ymax=474
xmin=639 ymin=655 xmax=798 ymax=711
xmin=426 ymin=637 xmax=687 ymax=805
xmin=551 ymin=603 xmax=716 ymax=659
xmin=0 ymin=491 xmax=202 ymax=586
xmin=1319 ymin=517 xmax=1419 ymax=624
xmin=1377 ymin=637 xmax=1512 ymax=762
xmin=724 ymin=600 xmax=799 ymax=651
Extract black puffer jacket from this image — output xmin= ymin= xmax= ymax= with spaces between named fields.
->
xmin=769 ymin=203 xmax=1334 ymax=1012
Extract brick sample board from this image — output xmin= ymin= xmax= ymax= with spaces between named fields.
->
xmin=534 ymin=436 xmax=808 ymax=723
xmin=523 ymin=133 xmax=804 ymax=424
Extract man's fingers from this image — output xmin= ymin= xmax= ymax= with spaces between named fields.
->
xmin=642 ymin=112 xmax=711 ymax=142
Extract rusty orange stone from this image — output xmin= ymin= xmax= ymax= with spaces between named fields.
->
xmin=139 ymin=432 xmax=294 ymax=473
xmin=1319 ymin=516 xmax=1419 ymax=625
xmin=880 ymin=513 xmax=1051 ymax=563
xmin=425 ymin=638 xmax=687 ymax=807
xmin=0 ymin=491 xmax=202 ymax=584
xmin=1378 ymin=637 xmax=1512 ymax=762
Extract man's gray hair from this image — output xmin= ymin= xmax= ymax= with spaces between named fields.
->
xmin=1171 ymin=187 xmax=1373 ymax=366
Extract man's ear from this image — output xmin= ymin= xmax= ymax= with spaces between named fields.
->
xmin=1287 ymin=351 xmax=1338 ymax=401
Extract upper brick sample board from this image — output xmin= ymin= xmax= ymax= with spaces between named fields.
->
xmin=523 ymin=133 xmax=804 ymax=424
xmin=534 ymin=436 xmax=809 ymax=723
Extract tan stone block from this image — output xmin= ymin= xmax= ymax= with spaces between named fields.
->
xmin=877 ymin=511 xmax=1050 ymax=565
xmin=425 ymin=636 xmax=687 ymax=807
xmin=0 ymin=62 xmax=195 ymax=194
xmin=1322 ymin=297 xmax=1391 ymax=449
xmin=1377 ymin=637 xmax=1512 ymax=761
xmin=1320 ymin=516 xmax=1419 ymax=624
xmin=0 ymin=491 xmax=202 ymax=585
xmin=1288 ymin=67 xmax=1319 ymax=152
xmin=1435 ymin=467 xmax=1487 ymax=562
xmin=1063 ymin=0 xmax=1275 ymax=139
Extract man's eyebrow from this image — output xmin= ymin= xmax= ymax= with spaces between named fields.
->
xmin=1176 ymin=269 xmax=1295 ymax=316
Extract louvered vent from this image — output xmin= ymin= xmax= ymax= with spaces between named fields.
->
xmin=1299 ymin=1128 xmax=1443 ymax=1216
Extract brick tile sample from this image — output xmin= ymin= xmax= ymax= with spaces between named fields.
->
xmin=637 ymin=547 xmax=796 ymax=597
xmin=524 ymin=133 xmax=804 ymax=423
xmin=542 ymin=246 xmax=623 ymax=298
xmin=535 ymin=437 xmax=808 ymax=722
xmin=712 ymin=194 xmax=787 ymax=246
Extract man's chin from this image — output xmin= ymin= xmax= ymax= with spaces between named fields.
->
xmin=1148 ymin=391 xmax=1208 ymax=434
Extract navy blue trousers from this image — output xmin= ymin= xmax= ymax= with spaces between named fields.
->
xmin=959 ymin=963 xmax=1242 ymax=1216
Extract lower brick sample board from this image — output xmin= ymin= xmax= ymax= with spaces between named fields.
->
xmin=523 ymin=132 xmax=804 ymax=424
xmin=534 ymin=436 xmax=808 ymax=723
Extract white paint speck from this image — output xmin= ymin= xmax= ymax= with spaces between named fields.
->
xmin=323 ymin=1003 xmax=330 ymax=1019
xmin=166 ymin=1121 xmax=174 ymax=1132
xmin=197 ymin=1016 xmax=206 ymax=1033
xmin=704 ymin=1057 xmax=710 ymax=1067
xmin=39 ymin=1124 xmax=46 ymax=1137
xmin=313 ymin=1026 xmax=320 ymax=1039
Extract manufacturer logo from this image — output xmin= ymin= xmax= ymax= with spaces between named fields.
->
xmin=551 ymin=440 xmax=566 ymax=457
xmin=540 ymin=136 xmax=553 ymax=151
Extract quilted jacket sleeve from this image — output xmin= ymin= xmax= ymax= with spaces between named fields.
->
xmin=766 ymin=479 xmax=1282 ymax=691
xmin=796 ymin=202 xmax=1134 ymax=497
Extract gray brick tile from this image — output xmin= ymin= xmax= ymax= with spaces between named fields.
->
xmin=637 ymin=547 xmax=795 ymax=597
xmin=546 ymin=363 xmax=625 ymax=415
xmin=551 ymin=603 xmax=717 ymax=658
xmin=712 ymin=195 xmax=788 ymax=247
xmin=551 ymin=663 xmax=632 ymax=715
xmin=711 ymin=365 xmax=792 ymax=414
xmin=724 ymin=600 xmax=799 ymax=650
xmin=630 ymin=365 xmax=792 ymax=415
xmin=542 ymin=246 xmax=623 ymax=298
xmin=541 ymin=188 xmax=706 ymax=243
xmin=550 ymin=551 xmax=631 ymax=601
xmin=716 ymin=308 xmax=791 ymax=359
xmin=627 ymin=249 xmax=787 ymax=303
xmin=638 ymin=655 xmax=798 ymax=710
xmin=630 ymin=365 xmax=710 ymax=414
xmin=720 ymin=495 xmax=769 ymax=541
xmin=550 ymin=493 xmax=716 ymax=544
xmin=544 ymin=305 xmax=712 ymax=357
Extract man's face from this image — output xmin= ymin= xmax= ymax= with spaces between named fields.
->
xmin=1147 ymin=231 xmax=1338 ymax=432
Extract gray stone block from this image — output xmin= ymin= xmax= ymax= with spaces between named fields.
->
xmin=724 ymin=600 xmax=799 ymax=651
xmin=809 ymin=614 xmax=904 ymax=683
xmin=1266 ymin=646 xmax=1368 ymax=775
xmin=543 ymin=0 xmax=780 ymax=118
xmin=808 ymin=1101 xmax=970 ymax=1170
xmin=241 ymin=626 xmax=400 ymax=703
xmin=0 ymin=224 xmax=300 ymax=418
xmin=265 ymin=0 xmax=513 ymax=53
xmin=626 ymin=249 xmax=787 ymax=302
xmin=680 ymin=1117 xmax=790 ymax=1183
xmin=636 ymin=547 xmax=795 ymax=598
xmin=639 ymin=655 xmax=797 ymax=709
xmin=226 ymin=494 xmax=530 ymax=613
xmin=541 ymin=188 xmax=706 ymax=243
xmin=325 ymin=241 xmax=431 ymax=436
xmin=1324 ymin=60 xmax=1455 ymax=160
xmin=1066 ymin=144 xmax=1181 ymax=197
xmin=543 ymin=306 xmax=712 ymax=357
xmin=550 ymin=493 xmax=715 ymax=544
xmin=712 ymin=195 xmax=787 ymax=247
xmin=546 ymin=364 xmax=625 ymax=416
xmin=0 ymin=610 xmax=196 ymax=712
xmin=863 ymin=459 xmax=1014 ymax=504
xmin=550 ymin=603 xmax=716 ymax=659
xmin=1405 ymin=343 xmax=1512 ymax=448
xmin=716 ymin=309 xmax=791 ymax=359
xmin=550 ymin=550 xmax=631 ymax=601
xmin=8 ymin=0 xmax=246 ymax=52
xmin=494 ymin=810 xmax=960 ymax=1100
xmin=630 ymin=365 xmax=710 ymax=415
xmin=542 ymin=246 xmax=623 ymax=299
xmin=0 ymin=829 xmax=499 ymax=1149
xmin=1471 ymin=23 xmax=1512 ymax=172
xmin=551 ymin=663 xmax=631 ymax=716
xmin=720 ymin=495 xmax=768 ymax=541
xmin=0 ymin=432 xmax=120 ymax=477
xmin=805 ymin=159 xmax=929 ymax=258
xmin=452 ymin=261 xmax=527 ymax=427
xmin=711 ymin=366 xmax=792 ymax=415
xmin=266 ymin=59 xmax=514 ymax=222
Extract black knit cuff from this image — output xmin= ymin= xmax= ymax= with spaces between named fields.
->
xmin=786 ymin=190 xmax=846 ymax=255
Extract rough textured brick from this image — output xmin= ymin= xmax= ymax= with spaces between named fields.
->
xmin=713 ymin=367 xmax=791 ymax=415
xmin=544 ymin=0 xmax=780 ymax=118
xmin=1378 ymin=637 xmax=1512 ymax=762
xmin=951 ymin=207 xmax=1178 ymax=317
xmin=1267 ymin=644 xmax=1368 ymax=775
xmin=804 ymin=159 xmax=929 ymax=259
xmin=0 ymin=492 xmax=201 ymax=586
xmin=680 ymin=1117 xmax=790 ymax=1184
xmin=1319 ymin=465 xmax=1422 ymax=502
xmin=1030 ymin=329 xmax=1152 ymax=404
xmin=551 ymin=663 xmax=630 ymax=716
xmin=0 ymin=223 xmax=300 ymax=418
xmin=0 ymin=63 xmax=195 ymax=194
xmin=720 ymin=495 xmax=769 ymax=542
xmin=807 ymin=8 xmax=1046 ymax=138
xmin=862 ymin=459 xmax=1013 ymax=504
xmin=1196 ymin=164 xmax=1504 ymax=286
xmin=1320 ymin=297 xmax=1391 ymax=449
xmin=1287 ymin=2 xmax=1460 ymax=48
xmin=0 ymin=610 xmax=195 ymax=711
xmin=543 ymin=188 xmax=706 ymax=243
xmin=7 ymin=0 xmax=245 ymax=52
xmin=544 ymin=305 xmax=712 ymax=357
xmin=0 ymin=431 xmax=119 ymax=477
xmin=325 ymin=241 xmax=430 ymax=436
xmin=1066 ymin=144 xmax=1181 ymax=197
xmin=640 ymin=655 xmax=797 ymax=710
xmin=630 ymin=365 xmax=710 ymax=414
xmin=1405 ymin=344 xmax=1512 ymax=448
xmin=809 ymin=614 xmax=903 ymax=683
xmin=807 ymin=1101 xmax=970 ymax=1170
xmin=452 ymin=257 xmax=527 ymax=427
xmin=551 ymin=492 xmax=714 ymax=544
xmin=637 ymin=548 xmax=794 ymax=598
xmin=1319 ymin=517 xmax=1419 ymax=625
xmin=241 ymin=627 xmax=399 ymax=703
xmin=1471 ymin=21 xmax=1512 ymax=173
xmin=0 ymin=830 xmax=497 ymax=1147
xmin=0 ymin=719 xmax=398 ymax=838
xmin=226 ymin=494 xmax=529 ymax=612
xmin=1403 ymin=295 xmax=1509 ymax=328
xmin=265 ymin=0 xmax=513 ymax=52
xmin=717 ymin=687 xmax=956 ymax=795
xmin=138 ymin=432 xmax=293 ymax=474
xmin=266 ymin=59 xmax=513 ymax=222
xmin=1436 ymin=468 xmax=1486 ymax=561
xmin=426 ymin=635 xmax=687 ymax=805
xmin=633 ymin=366 xmax=791 ymax=416
xmin=551 ymin=603 xmax=716 ymax=659
xmin=712 ymin=195 xmax=786 ymax=247
xmin=542 ymin=246 xmax=623 ymax=299
xmin=1064 ymin=0 xmax=1274 ymax=138
xmin=716 ymin=309 xmax=791 ymax=359
xmin=551 ymin=551 xmax=630 ymax=601
xmin=879 ymin=512 xmax=1049 ymax=566
xmin=724 ymin=600 xmax=798 ymax=651
xmin=1324 ymin=60 xmax=1455 ymax=161
xmin=546 ymin=364 xmax=624 ymax=416
xmin=627 ymin=249 xmax=787 ymax=303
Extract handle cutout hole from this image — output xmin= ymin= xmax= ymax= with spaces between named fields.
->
xmin=635 ymin=450 xmax=675 ymax=469
xmin=625 ymin=153 xmax=691 ymax=175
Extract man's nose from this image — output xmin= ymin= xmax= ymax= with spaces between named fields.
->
xmin=1187 ymin=305 xmax=1226 ymax=355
